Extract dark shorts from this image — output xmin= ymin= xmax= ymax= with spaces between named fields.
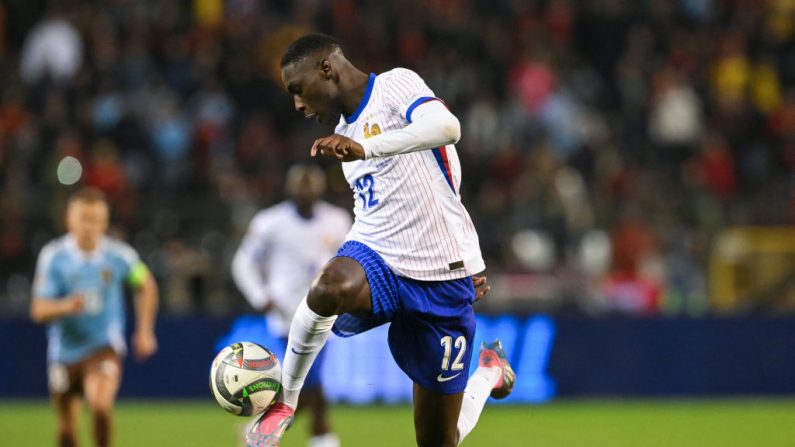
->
xmin=48 ymin=346 xmax=121 ymax=397
xmin=333 ymin=241 xmax=476 ymax=394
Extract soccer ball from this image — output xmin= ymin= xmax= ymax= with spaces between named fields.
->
xmin=210 ymin=341 xmax=282 ymax=416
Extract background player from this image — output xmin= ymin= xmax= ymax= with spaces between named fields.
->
xmin=247 ymin=34 xmax=514 ymax=447
xmin=232 ymin=164 xmax=351 ymax=447
xmin=30 ymin=188 xmax=159 ymax=447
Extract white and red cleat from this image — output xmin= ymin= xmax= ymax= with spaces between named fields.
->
xmin=245 ymin=402 xmax=295 ymax=447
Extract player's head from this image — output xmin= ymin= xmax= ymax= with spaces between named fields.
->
xmin=65 ymin=187 xmax=109 ymax=251
xmin=280 ymin=33 xmax=349 ymax=125
xmin=285 ymin=164 xmax=326 ymax=211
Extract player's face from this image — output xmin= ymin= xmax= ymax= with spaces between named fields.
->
xmin=286 ymin=170 xmax=324 ymax=209
xmin=66 ymin=200 xmax=109 ymax=251
xmin=281 ymin=60 xmax=341 ymax=125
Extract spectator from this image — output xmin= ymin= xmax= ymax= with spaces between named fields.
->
xmin=0 ymin=1 xmax=791 ymax=317
xmin=19 ymin=10 xmax=82 ymax=86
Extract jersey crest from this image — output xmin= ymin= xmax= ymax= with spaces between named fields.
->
xmin=363 ymin=122 xmax=381 ymax=139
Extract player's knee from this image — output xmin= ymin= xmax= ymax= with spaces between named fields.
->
xmin=88 ymin=398 xmax=113 ymax=417
xmin=307 ymin=264 xmax=363 ymax=316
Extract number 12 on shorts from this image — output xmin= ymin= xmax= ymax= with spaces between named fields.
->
xmin=440 ymin=335 xmax=466 ymax=371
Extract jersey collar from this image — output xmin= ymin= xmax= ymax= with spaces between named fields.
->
xmin=290 ymin=200 xmax=317 ymax=221
xmin=344 ymin=73 xmax=376 ymax=124
xmin=65 ymin=234 xmax=106 ymax=263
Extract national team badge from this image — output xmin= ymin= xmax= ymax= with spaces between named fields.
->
xmin=364 ymin=122 xmax=381 ymax=139
xmin=102 ymin=269 xmax=113 ymax=284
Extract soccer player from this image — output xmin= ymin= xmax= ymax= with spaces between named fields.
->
xmin=232 ymin=164 xmax=351 ymax=447
xmin=247 ymin=34 xmax=515 ymax=447
xmin=30 ymin=188 xmax=158 ymax=447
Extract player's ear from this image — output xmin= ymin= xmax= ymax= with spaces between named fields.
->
xmin=319 ymin=58 xmax=334 ymax=80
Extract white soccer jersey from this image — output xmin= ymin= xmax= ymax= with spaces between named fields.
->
xmin=335 ymin=68 xmax=485 ymax=281
xmin=232 ymin=201 xmax=352 ymax=336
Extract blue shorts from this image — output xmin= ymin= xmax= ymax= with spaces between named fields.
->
xmin=333 ymin=241 xmax=477 ymax=394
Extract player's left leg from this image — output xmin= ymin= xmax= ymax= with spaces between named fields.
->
xmin=455 ymin=340 xmax=516 ymax=445
xmin=414 ymin=341 xmax=516 ymax=447
xmin=83 ymin=348 xmax=122 ymax=447
xmin=413 ymin=384 xmax=464 ymax=447
xmin=387 ymin=277 xmax=477 ymax=446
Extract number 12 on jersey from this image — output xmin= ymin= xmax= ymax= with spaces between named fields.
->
xmin=355 ymin=174 xmax=379 ymax=210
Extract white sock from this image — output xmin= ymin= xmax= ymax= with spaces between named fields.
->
xmin=281 ymin=298 xmax=337 ymax=409
xmin=308 ymin=433 xmax=340 ymax=447
xmin=456 ymin=366 xmax=501 ymax=445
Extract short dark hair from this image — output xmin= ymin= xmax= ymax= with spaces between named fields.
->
xmin=68 ymin=187 xmax=107 ymax=205
xmin=280 ymin=33 xmax=340 ymax=67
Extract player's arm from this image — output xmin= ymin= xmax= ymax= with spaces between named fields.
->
xmin=361 ymin=100 xmax=460 ymax=159
xmin=231 ymin=222 xmax=274 ymax=313
xmin=311 ymin=100 xmax=460 ymax=161
xmin=30 ymin=245 xmax=83 ymax=324
xmin=130 ymin=262 xmax=158 ymax=361
xmin=30 ymin=295 xmax=85 ymax=324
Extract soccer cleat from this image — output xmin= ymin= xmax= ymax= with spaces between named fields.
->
xmin=245 ymin=402 xmax=295 ymax=447
xmin=479 ymin=339 xmax=515 ymax=399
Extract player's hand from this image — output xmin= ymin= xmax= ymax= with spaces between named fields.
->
xmin=63 ymin=294 xmax=85 ymax=315
xmin=473 ymin=275 xmax=490 ymax=302
xmin=133 ymin=329 xmax=158 ymax=362
xmin=311 ymin=134 xmax=365 ymax=161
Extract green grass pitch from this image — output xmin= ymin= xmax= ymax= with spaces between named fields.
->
xmin=1 ymin=399 xmax=793 ymax=446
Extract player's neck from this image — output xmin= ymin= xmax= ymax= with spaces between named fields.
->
xmin=294 ymin=203 xmax=314 ymax=220
xmin=67 ymin=233 xmax=103 ymax=258
xmin=339 ymin=69 xmax=371 ymax=116
xmin=77 ymin=240 xmax=100 ymax=254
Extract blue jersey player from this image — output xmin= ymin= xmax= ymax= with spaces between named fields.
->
xmin=247 ymin=34 xmax=515 ymax=447
xmin=30 ymin=188 xmax=159 ymax=447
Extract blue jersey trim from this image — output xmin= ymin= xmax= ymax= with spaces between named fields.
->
xmin=405 ymin=96 xmax=441 ymax=123
xmin=345 ymin=73 xmax=377 ymax=124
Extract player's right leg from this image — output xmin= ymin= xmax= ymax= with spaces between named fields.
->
xmin=52 ymin=392 xmax=81 ymax=447
xmin=246 ymin=256 xmax=372 ymax=446
xmin=49 ymin=361 xmax=81 ymax=447
xmin=82 ymin=348 xmax=122 ymax=447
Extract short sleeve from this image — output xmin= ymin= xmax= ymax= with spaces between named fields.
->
xmin=106 ymin=238 xmax=142 ymax=281
xmin=383 ymin=68 xmax=442 ymax=123
xmin=33 ymin=242 xmax=64 ymax=299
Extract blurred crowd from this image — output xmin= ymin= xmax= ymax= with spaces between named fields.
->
xmin=0 ymin=0 xmax=793 ymax=317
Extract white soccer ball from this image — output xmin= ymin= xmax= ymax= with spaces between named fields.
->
xmin=210 ymin=341 xmax=282 ymax=416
